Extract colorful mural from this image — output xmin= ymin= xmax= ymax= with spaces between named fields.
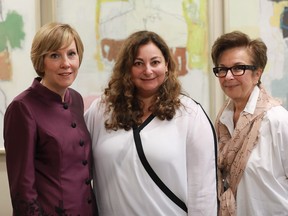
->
xmin=0 ymin=0 xmax=35 ymax=151
xmin=94 ymin=0 xmax=208 ymax=75
xmin=0 ymin=2 xmax=25 ymax=80
xmin=0 ymin=0 xmax=25 ymax=120
xmin=56 ymin=0 xmax=211 ymax=113
xmin=260 ymin=0 xmax=288 ymax=109
xmin=0 ymin=0 xmax=25 ymax=150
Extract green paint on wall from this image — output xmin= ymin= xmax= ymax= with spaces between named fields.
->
xmin=0 ymin=11 xmax=25 ymax=52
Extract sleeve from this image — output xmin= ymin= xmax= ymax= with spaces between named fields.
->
xmin=186 ymin=103 xmax=218 ymax=216
xmin=271 ymin=107 xmax=288 ymax=180
xmin=84 ymin=97 xmax=102 ymax=141
xmin=84 ymin=97 xmax=102 ymax=194
xmin=3 ymin=101 xmax=42 ymax=215
xmin=84 ymin=100 xmax=96 ymax=139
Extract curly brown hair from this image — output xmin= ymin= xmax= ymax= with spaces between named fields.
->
xmin=103 ymin=30 xmax=182 ymax=131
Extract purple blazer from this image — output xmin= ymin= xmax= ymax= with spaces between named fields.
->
xmin=4 ymin=78 xmax=97 ymax=215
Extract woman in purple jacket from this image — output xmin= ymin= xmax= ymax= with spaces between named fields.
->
xmin=3 ymin=22 xmax=96 ymax=215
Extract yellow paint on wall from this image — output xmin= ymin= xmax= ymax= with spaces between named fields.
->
xmin=95 ymin=0 xmax=104 ymax=70
xmin=94 ymin=0 xmax=128 ymax=71
xmin=270 ymin=2 xmax=288 ymax=27
xmin=94 ymin=0 xmax=209 ymax=72
xmin=182 ymin=0 xmax=208 ymax=72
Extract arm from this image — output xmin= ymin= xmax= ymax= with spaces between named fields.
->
xmin=84 ymin=97 xmax=102 ymax=141
xmin=4 ymin=101 xmax=42 ymax=215
xmin=270 ymin=106 xmax=288 ymax=184
xmin=187 ymin=103 xmax=218 ymax=216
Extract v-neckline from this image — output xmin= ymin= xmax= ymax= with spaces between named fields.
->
xmin=134 ymin=114 xmax=155 ymax=132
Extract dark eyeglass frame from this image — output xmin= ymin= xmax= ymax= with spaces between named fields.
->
xmin=213 ymin=65 xmax=257 ymax=78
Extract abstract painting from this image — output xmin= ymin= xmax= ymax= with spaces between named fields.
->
xmin=55 ymin=0 xmax=211 ymax=112
xmin=0 ymin=0 xmax=38 ymax=151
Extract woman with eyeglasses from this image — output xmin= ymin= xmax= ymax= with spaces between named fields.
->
xmin=211 ymin=31 xmax=288 ymax=216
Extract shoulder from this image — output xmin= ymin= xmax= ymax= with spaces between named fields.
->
xmin=84 ymin=96 xmax=105 ymax=129
xmin=68 ymin=88 xmax=82 ymax=99
xmin=4 ymin=94 xmax=35 ymax=125
xmin=179 ymin=94 xmax=199 ymax=109
xmin=7 ymin=87 xmax=35 ymax=112
xmin=265 ymin=105 xmax=288 ymax=125
xmin=84 ymin=96 xmax=104 ymax=118
xmin=179 ymin=94 xmax=207 ymax=116
xmin=83 ymin=94 xmax=101 ymax=112
xmin=177 ymin=95 xmax=212 ymax=125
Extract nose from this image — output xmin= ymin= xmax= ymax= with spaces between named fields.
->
xmin=225 ymin=69 xmax=234 ymax=79
xmin=143 ymin=64 xmax=153 ymax=75
xmin=60 ymin=56 xmax=70 ymax=68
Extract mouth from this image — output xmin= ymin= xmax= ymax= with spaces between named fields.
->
xmin=224 ymin=84 xmax=236 ymax=87
xmin=141 ymin=77 xmax=156 ymax=81
xmin=59 ymin=72 xmax=73 ymax=76
xmin=223 ymin=81 xmax=239 ymax=88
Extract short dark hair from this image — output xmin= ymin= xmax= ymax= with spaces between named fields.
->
xmin=211 ymin=31 xmax=267 ymax=70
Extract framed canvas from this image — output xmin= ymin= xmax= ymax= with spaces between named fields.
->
xmin=0 ymin=0 xmax=40 ymax=153
xmin=44 ymin=0 xmax=219 ymax=116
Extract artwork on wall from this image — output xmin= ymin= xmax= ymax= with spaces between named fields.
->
xmin=0 ymin=0 xmax=212 ymax=152
xmin=54 ymin=0 xmax=212 ymax=113
xmin=224 ymin=0 xmax=288 ymax=110
xmin=0 ymin=0 xmax=38 ymax=152
xmin=259 ymin=0 xmax=288 ymax=109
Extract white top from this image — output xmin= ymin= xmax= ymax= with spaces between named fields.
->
xmin=220 ymin=86 xmax=288 ymax=216
xmin=85 ymin=95 xmax=217 ymax=216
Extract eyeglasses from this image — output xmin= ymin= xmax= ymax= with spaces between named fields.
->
xmin=213 ymin=65 xmax=257 ymax=78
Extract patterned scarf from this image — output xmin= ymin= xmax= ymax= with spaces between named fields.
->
xmin=216 ymin=86 xmax=281 ymax=216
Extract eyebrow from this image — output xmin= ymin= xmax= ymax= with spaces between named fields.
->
xmin=218 ymin=62 xmax=246 ymax=67
xmin=135 ymin=56 xmax=162 ymax=61
xmin=151 ymin=56 xmax=161 ymax=60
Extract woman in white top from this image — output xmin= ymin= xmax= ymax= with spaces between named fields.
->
xmin=211 ymin=31 xmax=288 ymax=216
xmin=85 ymin=30 xmax=218 ymax=216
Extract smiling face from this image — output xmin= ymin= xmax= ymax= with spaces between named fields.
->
xmin=42 ymin=40 xmax=79 ymax=97
xmin=218 ymin=47 xmax=262 ymax=106
xmin=131 ymin=42 xmax=168 ymax=98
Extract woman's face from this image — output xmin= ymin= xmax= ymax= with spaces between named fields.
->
xmin=131 ymin=42 xmax=168 ymax=98
xmin=42 ymin=40 xmax=79 ymax=96
xmin=217 ymin=47 xmax=261 ymax=105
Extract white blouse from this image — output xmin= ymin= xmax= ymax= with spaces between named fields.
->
xmin=85 ymin=95 xmax=217 ymax=216
xmin=220 ymin=86 xmax=288 ymax=216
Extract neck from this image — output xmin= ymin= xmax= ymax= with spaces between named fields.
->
xmin=138 ymin=96 xmax=154 ymax=122
xmin=232 ymin=100 xmax=247 ymax=127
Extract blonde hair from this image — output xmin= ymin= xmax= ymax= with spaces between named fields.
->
xmin=30 ymin=22 xmax=84 ymax=77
